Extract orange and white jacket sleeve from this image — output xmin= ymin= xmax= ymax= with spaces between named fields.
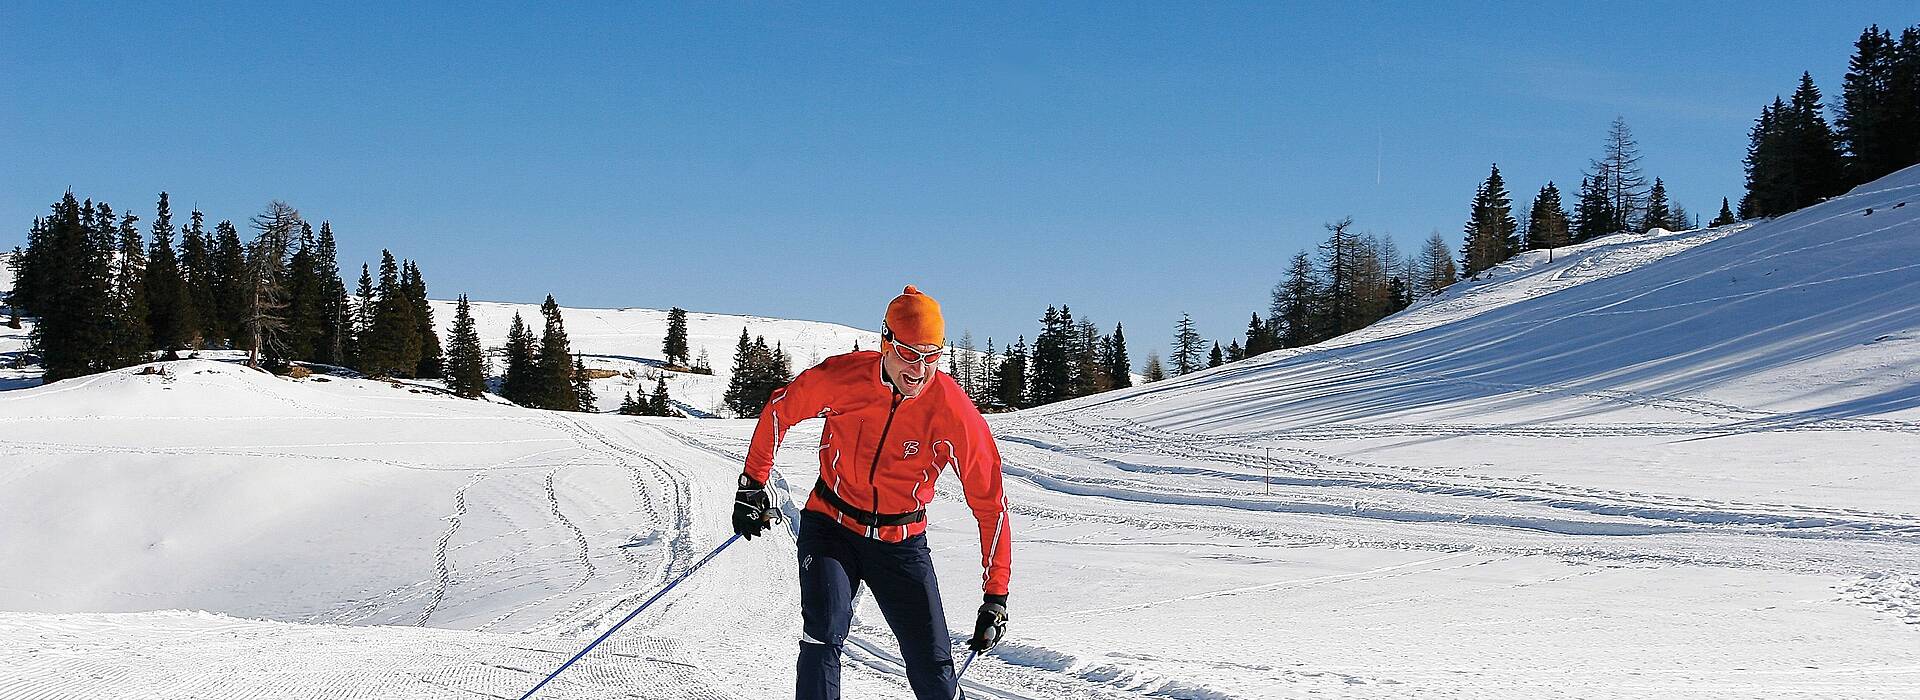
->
xmin=742 ymin=367 xmax=826 ymax=485
xmin=959 ymin=414 xmax=1013 ymax=597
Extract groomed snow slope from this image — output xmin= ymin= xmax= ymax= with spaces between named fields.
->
xmin=2 ymin=166 xmax=1919 ymax=699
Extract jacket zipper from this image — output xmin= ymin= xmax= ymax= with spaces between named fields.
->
xmin=866 ymin=392 xmax=905 ymax=531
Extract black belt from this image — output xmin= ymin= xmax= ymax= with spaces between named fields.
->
xmin=813 ymin=478 xmax=926 ymax=528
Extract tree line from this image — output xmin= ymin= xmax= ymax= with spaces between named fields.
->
xmin=1742 ymin=24 xmax=1920 ymax=219
xmin=7 ymin=192 xmax=441 ymax=383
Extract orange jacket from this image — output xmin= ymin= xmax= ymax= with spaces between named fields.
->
xmin=744 ymin=351 xmax=1012 ymax=596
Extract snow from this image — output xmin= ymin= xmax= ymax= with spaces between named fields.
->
xmin=435 ymin=300 xmax=884 ymax=416
xmin=2 ymin=165 xmax=1919 ymax=698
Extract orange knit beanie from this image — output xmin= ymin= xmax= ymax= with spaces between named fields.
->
xmin=884 ymin=285 xmax=945 ymax=347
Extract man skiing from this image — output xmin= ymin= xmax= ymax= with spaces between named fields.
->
xmin=733 ymin=285 xmax=1012 ymax=700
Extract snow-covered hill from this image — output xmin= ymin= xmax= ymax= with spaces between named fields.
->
xmin=3 ymin=166 xmax=1919 ymax=699
xmin=431 ymin=300 xmax=881 ymax=416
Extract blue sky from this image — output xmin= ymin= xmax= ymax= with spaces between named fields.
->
xmin=2 ymin=2 xmax=1909 ymax=366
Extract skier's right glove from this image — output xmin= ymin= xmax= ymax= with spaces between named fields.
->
xmin=967 ymin=594 xmax=1008 ymax=652
xmin=733 ymin=473 xmax=775 ymax=540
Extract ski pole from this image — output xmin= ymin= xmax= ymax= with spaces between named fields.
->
xmin=517 ymin=533 xmax=743 ymax=700
xmin=950 ymin=650 xmax=978 ymax=700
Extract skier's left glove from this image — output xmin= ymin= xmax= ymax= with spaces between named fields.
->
xmin=968 ymin=593 xmax=1008 ymax=652
xmin=733 ymin=473 xmax=776 ymax=540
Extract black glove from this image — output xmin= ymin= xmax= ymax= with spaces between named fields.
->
xmin=732 ymin=473 xmax=775 ymax=540
xmin=968 ymin=594 xmax=1008 ymax=652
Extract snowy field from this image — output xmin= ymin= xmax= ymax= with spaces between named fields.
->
xmin=2 ymin=167 xmax=1920 ymax=698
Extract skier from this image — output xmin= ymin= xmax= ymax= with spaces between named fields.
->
xmin=734 ymin=285 xmax=1012 ymax=700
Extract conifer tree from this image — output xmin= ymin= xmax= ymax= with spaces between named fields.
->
xmin=1106 ymin=323 xmax=1132 ymax=389
xmin=358 ymin=251 xmax=420 ymax=378
xmin=572 ymin=355 xmax=596 ymax=412
xmin=179 ymin=208 xmax=214 ymax=349
xmin=403 ymin=261 xmax=443 ymax=378
xmin=619 ymin=388 xmax=644 ymax=415
xmin=663 ymin=307 xmax=690 ymax=367
xmin=1640 ymin=178 xmax=1673 ymax=232
xmin=536 ymin=295 xmax=578 ymax=410
xmin=1172 ymin=313 xmax=1204 ymax=375
xmin=650 ymin=376 xmax=672 ymax=416
xmin=1242 ymin=313 xmax=1272 ymax=357
xmin=1226 ymin=340 xmax=1245 ymax=362
xmin=1028 ymin=306 xmax=1072 ymax=405
xmin=444 ymin=294 xmax=487 ymax=398
xmin=1836 ymin=24 xmax=1920 ymax=184
xmin=976 ymin=337 xmax=999 ymax=407
xmin=313 ymin=223 xmax=350 ymax=366
xmin=1416 ymin=232 xmax=1457 ymax=297
xmin=1208 ymin=342 xmax=1223 ymax=368
xmin=144 ymin=192 xmax=192 ymax=357
xmin=211 ymin=220 xmax=248 ymax=348
xmin=1711 ymin=197 xmax=1737 ymax=226
xmin=1141 ymin=351 xmax=1165 ymax=383
xmin=1590 ymin=117 xmax=1648 ymax=229
xmin=105 ymin=208 xmax=151 ymax=367
xmin=1318 ymin=217 xmax=1366 ymax=336
xmin=27 ymin=195 xmax=119 ymax=380
xmin=724 ymin=327 xmax=759 ymax=416
xmin=501 ymin=312 xmax=537 ymax=405
xmin=1460 ymin=165 xmax=1518 ymax=276
xmin=994 ymin=336 xmax=1028 ymax=409
xmin=283 ymin=221 xmax=320 ymax=361
xmin=243 ymin=201 xmax=300 ymax=368
xmin=1526 ymin=183 xmax=1571 ymax=251
xmin=1572 ymin=174 xmax=1615 ymax=242
xmin=354 ymin=264 xmax=375 ymax=348
xmin=1273 ymin=251 xmax=1320 ymax=347
xmin=953 ymin=330 xmax=978 ymax=398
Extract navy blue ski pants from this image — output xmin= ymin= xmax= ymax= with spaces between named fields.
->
xmin=796 ymin=510 xmax=958 ymax=700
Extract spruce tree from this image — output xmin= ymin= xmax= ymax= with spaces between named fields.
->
xmin=1106 ymin=323 xmax=1132 ymax=389
xmin=354 ymin=264 xmax=375 ymax=354
xmin=313 ymin=223 xmax=350 ymax=366
xmin=976 ymin=337 xmax=999 ymax=407
xmin=1641 ymin=178 xmax=1673 ymax=232
xmin=1572 ymin=174 xmax=1615 ymax=242
xmin=1786 ymin=73 xmax=1848 ymax=205
xmin=1460 ymin=165 xmax=1518 ymax=276
xmin=1835 ymin=24 xmax=1920 ymax=183
xmin=403 ymin=261 xmax=443 ymax=378
xmin=1208 ymin=342 xmax=1223 ymax=368
xmin=110 ymin=207 xmax=152 ymax=367
xmin=572 ymin=354 xmax=596 ymax=412
xmin=1711 ymin=197 xmax=1737 ymax=226
xmin=211 ymin=220 xmax=248 ymax=348
xmin=1273 ymin=250 xmax=1320 ymax=347
xmin=179 ymin=208 xmax=215 ymax=349
xmin=1226 ymin=340 xmax=1245 ymax=362
xmin=144 ymin=192 xmax=192 ymax=357
xmin=619 ymin=388 xmax=644 ymax=415
xmin=501 ymin=312 xmax=537 ymax=404
xmin=1526 ymin=183 xmax=1570 ymax=251
xmin=724 ymin=327 xmax=756 ymax=416
xmin=444 ymin=294 xmax=487 ymax=398
xmin=650 ymin=376 xmax=672 ymax=416
xmin=283 ymin=221 xmax=320 ymax=361
xmin=359 ymin=251 xmax=420 ymax=378
xmin=535 ymin=294 xmax=577 ymax=410
xmin=994 ymin=336 xmax=1028 ymax=409
xmin=1171 ymin=313 xmax=1204 ymax=375
xmin=28 ymin=195 xmax=119 ymax=380
xmin=663 ymin=307 xmax=690 ymax=367
xmin=1242 ymin=313 xmax=1270 ymax=357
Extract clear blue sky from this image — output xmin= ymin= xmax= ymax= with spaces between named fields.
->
xmin=2 ymin=2 xmax=1909 ymax=366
